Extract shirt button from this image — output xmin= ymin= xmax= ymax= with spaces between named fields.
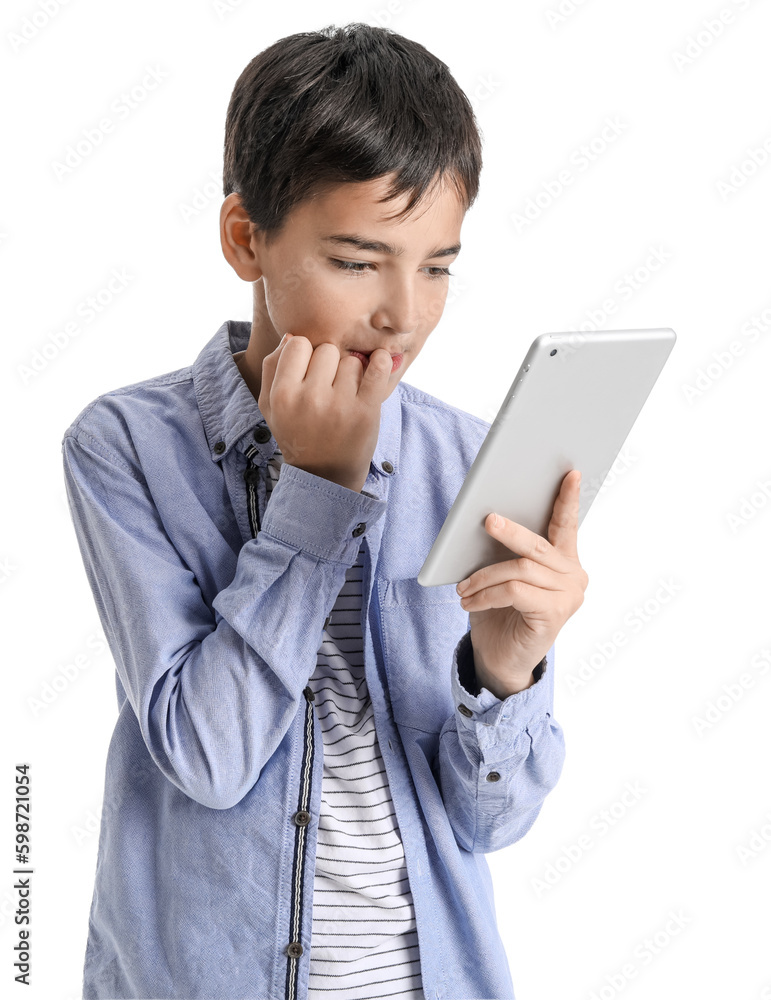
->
xmin=285 ymin=941 xmax=304 ymax=958
xmin=381 ymin=460 xmax=394 ymax=473
xmin=486 ymin=771 xmax=501 ymax=782
xmin=293 ymin=810 xmax=311 ymax=827
xmin=243 ymin=467 xmax=261 ymax=486
xmin=213 ymin=440 xmax=226 ymax=455
xmin=253 ymin=425 xmax=271 ymax=443
xmin=458 ymin=704 xmax=473 ymax=717
xmin=352 ymin=522 xmax=366 ymax=537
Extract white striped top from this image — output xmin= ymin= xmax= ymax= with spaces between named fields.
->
xmin=264 ymin=447 xmax=425 ymax=1000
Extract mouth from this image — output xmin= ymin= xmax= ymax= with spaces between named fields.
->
xmin=349 ymin=348 xmax=404 ymax=373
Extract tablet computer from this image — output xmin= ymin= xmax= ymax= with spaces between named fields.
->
xmin=417 ymin=327 xmax=677 ymax=587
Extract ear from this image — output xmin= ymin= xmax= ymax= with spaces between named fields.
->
xmin=220 ymin=193 xmax=263 ymax=281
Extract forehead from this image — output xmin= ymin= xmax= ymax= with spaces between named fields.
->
xmin=293 ymin=174 xmax=466 ymax=249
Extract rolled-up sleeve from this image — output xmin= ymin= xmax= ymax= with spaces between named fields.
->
xmin=435 ymin=629 xmax=565 ymax=853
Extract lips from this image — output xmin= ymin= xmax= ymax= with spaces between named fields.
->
xmin=349 ymin=348 xmax=403 ymax=357
xmin=350 ymin=349 xmax=404 ymax=373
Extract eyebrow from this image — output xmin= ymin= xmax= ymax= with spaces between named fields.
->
xmin=321 ymin=233 xmax=461 ymax=259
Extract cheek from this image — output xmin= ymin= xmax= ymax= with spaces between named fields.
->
xmin=265 ymin=258 xmax=326 ymax=323
xmin=306 ymin=270 xmax=371 ymax=327
xmin=271 ymin=267 xmax=355 ymax=339
xmin=424 ymin=285 xmax=450 ymax=327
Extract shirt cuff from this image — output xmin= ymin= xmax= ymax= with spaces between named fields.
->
xmin=452 ymin=629 xmax=551 ymax=732
xmin=259 ymin=462 xmax=387 ymax=564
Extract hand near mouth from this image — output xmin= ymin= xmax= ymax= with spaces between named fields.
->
xmin=257 ymin=334 xmax=394 ymax=494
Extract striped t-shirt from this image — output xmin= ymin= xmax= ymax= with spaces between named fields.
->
xmin=263 ymin=446 xmax=425 ymax=1000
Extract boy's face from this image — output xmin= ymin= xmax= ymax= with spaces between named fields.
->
xmin=222 ymin=171 xmax=466 ymax=398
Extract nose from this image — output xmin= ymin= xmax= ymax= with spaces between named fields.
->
xmin=372 ymin=274 xmax=421 ymax=335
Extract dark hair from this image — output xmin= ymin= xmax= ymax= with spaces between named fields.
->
xmin=223 ymin=22 xmax=483 ymax=245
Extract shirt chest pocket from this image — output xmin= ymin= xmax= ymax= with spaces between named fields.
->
xmin=378 ymin=576 xmax=469 ymax=733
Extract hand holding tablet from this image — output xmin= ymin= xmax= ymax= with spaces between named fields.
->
xmin=418 ymin=327 xmax=677 ymax=588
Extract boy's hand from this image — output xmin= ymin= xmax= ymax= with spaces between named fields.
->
xmin=258 ymin=333 xmax=394 ymax=493
xmin=455 ymin=470 xmax=589 ymax=697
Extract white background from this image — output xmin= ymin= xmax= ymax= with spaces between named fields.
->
xmin=2 ymin=1 xmax=770 ymax=998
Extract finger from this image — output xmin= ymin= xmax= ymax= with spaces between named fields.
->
xmin=268 ymin=331 xmax=295 ymax=358
xmin=261 ymin=331 xmax=295 ymax=382
xmin=483 ymin=511 xmax=564 ymax=570
xmin=301 ymin=341 xmax=348 ymax=387
xmin=332 ymin=351 xmax=370 ymax=391
xmin=457 ymin=555 xmax=560 ymax=602
xmin=356 ymin=347 xmax=394 ymax=403
xmin=259 ymin=334 xmax=290 ymax=410
xmin=273 ymin=333 xmax=314 ymax=388
xmin=459 ymin=577 xmax=548 ymax=615
xmin=546 ymin=469 xmax=582 ymax=558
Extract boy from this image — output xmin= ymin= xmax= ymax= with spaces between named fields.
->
xmin=62 ymin=22 xmax=587 ymax=1000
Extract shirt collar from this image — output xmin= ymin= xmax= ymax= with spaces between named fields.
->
xmin=192 ymin=320 xmax=403 ymax=481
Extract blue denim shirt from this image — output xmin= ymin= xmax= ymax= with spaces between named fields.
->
xmin=61 ymin=319 xmax=566 ymax=1000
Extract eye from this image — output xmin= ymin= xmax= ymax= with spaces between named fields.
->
xmin=330 ymin=259 xmax=372 ymax=274
xmin=329 ymin=259 xmax=454 ymax=280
